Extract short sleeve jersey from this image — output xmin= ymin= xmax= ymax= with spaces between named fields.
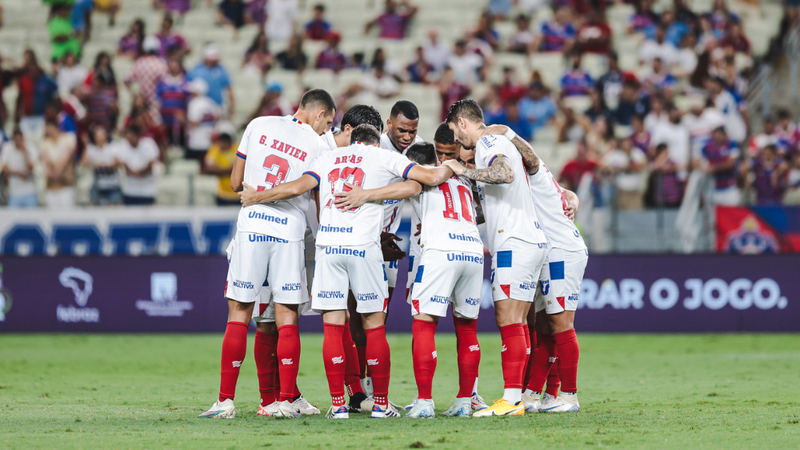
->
xmin=474 ymin=134 xmax=546 ymax=253
xmin=380 ymin=132 xmax=424 ymax=233
xmin=528 ymin=162 xmax=587 ymax=252
xmin=304 ymin=143 xmax=416 ymax=247
xmin=412 ymin=175 xmax=483 ymax=255
xmin=236 ymin=115 xmax=325 ymax=241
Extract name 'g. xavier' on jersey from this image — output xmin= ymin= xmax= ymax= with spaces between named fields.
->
xmin=475 ymin=134 xmax=547 ymax=252
xmin=412 ymin=175 xmax=483 ymax=255
xmin=236 ymin=116 xmax=327 ymax=241
xmin=529 ymin=163 xmax=587 ymax=251
xmin=304 ymin=143 xmax=417 ymax=247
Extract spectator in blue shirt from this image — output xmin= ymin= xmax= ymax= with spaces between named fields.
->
xmin=518 ymin=82 xmax=558 ymax=135
xmin=188 ymin=44 xmax=235 ymax=117
xmin=560 ymin=55 xmax=594 ymax=97
xmin=496 ymin=101 xmax=534 ymax=141
xmin=305 ymin=4 xmax=333 ymax=41
xmin=661 ymin=10 xmax=688 ymax=47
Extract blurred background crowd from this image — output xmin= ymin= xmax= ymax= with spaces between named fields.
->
xmin=0 ymin=0 xmax=798 ymax=212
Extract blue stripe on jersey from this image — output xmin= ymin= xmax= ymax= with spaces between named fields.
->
xmin=415 ymin=265 xmax=425 ymax=283
xmin=408 ymin=255 xmax=415 ymax=273
xmin=402 ymin=163 xmax=416 ymax=179
xmin=304 ymin=171 xmax=321 ymax=183
xmin=549 ymin=261 xmax=565 ymax=280
xmin=496 ymin=251 xmax=512 ymax=268
xmin=383 ymin=264 xmax=388 ymax=281
xmin=262 ymin=277 xmax=269 ymax=287
xmin=488 ymin=154 xmax=505 ymax=166
xmin=236 ymin=151 xmax=246 ymax=159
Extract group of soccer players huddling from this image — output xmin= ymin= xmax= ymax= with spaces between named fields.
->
xmin=198 ymin=88 xmax=588 ymax=420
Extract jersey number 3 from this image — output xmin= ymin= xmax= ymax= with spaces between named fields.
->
xmin=258 ymin=155 xmax=290 ymax=191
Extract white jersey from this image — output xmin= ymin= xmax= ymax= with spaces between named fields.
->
xmin=529 ymin=162 xmax=587 ymax=252
xmin=380 ymin=132 xmax=424 ymax=233
xmin=236 ymin=115 xmax=326 ymax=241
xmin=409 ymin=201 xmax=422 ymax=258
xmin=411 ymin=175 xmax=483 ymax=255
xmin=321 ymin=127 xmax=338 ymax=151
xmin=475 ymin=134 xmax=547 ymax=253
xmin=304 ymin=143 xmax=416 ymax=247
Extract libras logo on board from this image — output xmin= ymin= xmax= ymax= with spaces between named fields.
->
xmin=57 ymin=267 xmax=99 ymax=323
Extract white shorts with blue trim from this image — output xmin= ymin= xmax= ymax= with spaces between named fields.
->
xmin=405 ymin=251 xmax=421 ymax=303
xmin=491 ymin=238 xmax=548 ymax=303
xmin=225 ymin=232 xmax=308 ymax=305
xmin=311 ymin=243 xmax=389 ymax=314
xmin=535 ymin=247 xmax=589 ymax=314
xmin=409 ymin=249 xmax=484 ymax=319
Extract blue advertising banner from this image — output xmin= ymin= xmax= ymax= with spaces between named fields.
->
xmin=0 ymin=254 xmax=797 ymax=333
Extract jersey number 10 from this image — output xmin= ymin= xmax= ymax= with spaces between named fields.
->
xmin=438 ymin=183 xmax=475 ymax=223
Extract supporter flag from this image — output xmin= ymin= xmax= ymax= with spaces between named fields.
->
xmin=716 ymin=206 xmax=800 ymax=254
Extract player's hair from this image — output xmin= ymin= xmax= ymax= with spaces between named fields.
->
xmin=404 ymin=142 xmax=437 ymax=166
xmin=299 ymin=89 xmax=336 ymax=115
xmin=445 ymin=99 xmax=484 ymax=125
xmin=433 ymin=122 xmax=455 ymax=145
xmin=341 ymin=104 xmax=383 ymax=132
xmin=350 ymin=124 xmax=381 ymax=145
xmin=389 ymin=100 xmax=419 ymax=121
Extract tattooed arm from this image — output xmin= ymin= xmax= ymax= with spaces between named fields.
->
xmin=442 ymin=157 xmax=514 ymax=184
xmin=481 ymin=124 xmax=540 ymax=175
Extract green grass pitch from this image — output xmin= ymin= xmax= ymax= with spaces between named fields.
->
xmin=1 ymin=333 xmax=799 ymax=449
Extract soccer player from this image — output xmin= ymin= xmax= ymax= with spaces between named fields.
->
xmin=198 ymin=89 xmax=336 ymax=419
xmin=317 ymin=104 xmax=384 ymax=412
xmin=238 ymin=124 xmax=453 ymax=419
xmin=482 ymin=123 xmax=587 ymax=412
xmin=352 ymin=100 xmax=424 ymax=401
xmin=401 ymin=124 xmax=488 ymax=413
xmin=442 ymin=99 xmax=548 ymax=417
xmin=333 ymin=142 xmax=484 ymax=419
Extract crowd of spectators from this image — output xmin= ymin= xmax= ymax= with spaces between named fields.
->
xmin=0 ymin=0 xmax=799 ymax=209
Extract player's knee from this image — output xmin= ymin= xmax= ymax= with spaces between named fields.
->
xmin=227 ymin=299 xmax=254 ymax=322
xmin=547 ymin=311 xmax=574 ymax=334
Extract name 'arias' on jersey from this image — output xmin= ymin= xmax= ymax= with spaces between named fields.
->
xmin=412 ymin=176 xmax=484 ymax=255
xmin=304 ymin=143 xmax=416 ymax=248
xmin=236 ymin=115 xmax=325 ymax=241
xmin=529 ymin=163 xmax=587 ymax=251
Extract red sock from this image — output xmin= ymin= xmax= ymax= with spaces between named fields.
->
xmin=411 ymin=319 xmax=438 ymax=400
xmin=254 ymin=331 xmax=278 ymax=407
xmin=526 ymin=332 xmax=556 ymax=393
xmin=219 ymin=321 xmax=248 ymax=402
xmin=545 ymin=364 xmax=561 ymax=397
xmin=357 ymin=344 xmax=367 ymax=379
xmin=553 ymin=329 xmax=579 ymax=393
xmin=499 ymin=323 xmax=526 ymax=390
xmin=453 ymin=316 xmax=480 ymax=398
xmin=277 ymin=324 xmax=301 ymax=402
xmin=323 ymin=323 xmax=347 ymax=407
xmin=364 ymin=325 xmax=390 ymax=406
xmin=522 ymin=325 xmax=532 ymax=391
xmin=342 ymin=322 xmax=365 ymax=396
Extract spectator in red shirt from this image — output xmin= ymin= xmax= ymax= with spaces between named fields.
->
xmin=719 ymin=22 xmax=751 ymax=55
xmin=438 ymin=66 xmax=471 ymax=121
xmin=315 ymin=32 xmax=347 ymax=73
xmin=498 ymin=66 xmax=526 ymax=104
xmin=575 ymin=9 xmax=613 ymax=55
xmin=364 ymin=0 xmax=418 ymax=40
xmin=124 ymin=36 xmax=168 ymax=113
xmin=559 ymin=140 xmax=599 ymax=190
